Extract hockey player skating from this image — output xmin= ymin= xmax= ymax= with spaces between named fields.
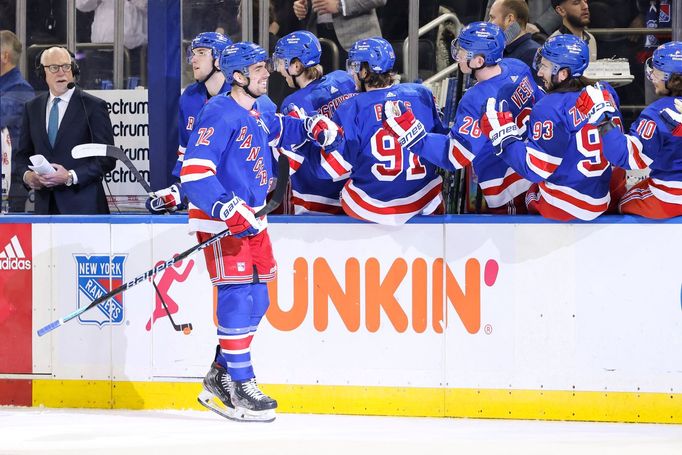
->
xmin=580 ymin=41 xmax=682 ymax=219
xmin=480 ymin=34 xmax=626 ymax=221
xmin=272 ymin=30 xmax=357 ymax=214
xmin=146 ymin=31 xmax=276 ymax=214
xmin=181 ymin=41 xmax=341 ymax=422
xmin=382 ymin=22 xmax=542 ymax=214
xmin=318 ymin=36 xmax=448 ymax=224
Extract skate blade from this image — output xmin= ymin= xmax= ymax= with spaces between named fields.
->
xmin=197 ymin=391 xmax=237 ymax=420
xmin=198 ymin=392 xmax=275 ymax=423
xmin=232 ymin=405 xmax=276 ymax=423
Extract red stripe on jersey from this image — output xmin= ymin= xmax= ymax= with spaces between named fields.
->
xmin=450 ymin=144 xmax=472 ymax=167
xmin=628 ymin=137 xmax=648 ymax=169
xmin=219 ymin=335 xmax=254 ymax=351
xmin=528 ymin=153 xmax=559 ymax=174
xmin=180 ymin=164 xmax=215 ymax=177
xmin=321 ymin=149 xmax=350 ymax=177
xmin=188 ymin=207 xmax=217 ymax=220
xmin=649 ymin=179 xmax=682 ymax=196
xmin=540 ymin=182 xmax=608 ymax=213
xmin=344 ymin=181 xmax=442 ymax=215
xmin=481 ymin=172 xmax=524 ymax=196
xmin=289 ymin=157 xmax=302 ymax=172
xmin=291 ymin=196 xmax=343 ymax=214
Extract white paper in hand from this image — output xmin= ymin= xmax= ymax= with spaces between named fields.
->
xmin=28 ymin=155 xmax=56 ymax=175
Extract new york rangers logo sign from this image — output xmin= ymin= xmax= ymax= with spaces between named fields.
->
xmin=75 ymin=255 xmax=127 ymax=327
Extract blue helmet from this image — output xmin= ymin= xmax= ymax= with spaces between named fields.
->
xmin=649 ymin=41 xmax=682 ymax=81
xmin=220 ymin=42 xmax=269 ymax=84
xmin=188 ymin=31 xmax=232 ymax=62
xmin=534 ymin=34 xmax=589 ymax=77
xmin=273 ymin=30 xmax=322 ymax=70
xmin=346 ymin=37 xmax=395 ymax=74
xmin=451 ymin=21 xmax=504 ymax=66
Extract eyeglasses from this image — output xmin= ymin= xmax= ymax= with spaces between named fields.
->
xmin=43 ymin=63 xmax=73 ymax=73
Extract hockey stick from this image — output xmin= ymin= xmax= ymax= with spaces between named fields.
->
xmin=37 ymin=154 xmax=290 ymax=337
xmin=152 ymin=279 xmax=193 ymax=335
xmin=72 ymin=143 xmax=153 ymax=194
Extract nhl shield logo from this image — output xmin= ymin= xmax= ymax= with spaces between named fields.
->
xmin=74 ymin=255 xmax=127 ymax=327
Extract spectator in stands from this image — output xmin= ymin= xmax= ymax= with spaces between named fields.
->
xmin=549 ymin=0 xmax=597 ymax=61
xmin=75 ymin=0 xmax=147 ymax=87
xmin=488 ymin=0 xmax=541 ymax=74
xmin=0 ymin=30 xmax=35 ymax=212
xmin=293 ymin=0 xmax=386 ymax=71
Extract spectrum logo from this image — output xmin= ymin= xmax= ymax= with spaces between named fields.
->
xmin=0 ymin=235 xmax=32 ymax=270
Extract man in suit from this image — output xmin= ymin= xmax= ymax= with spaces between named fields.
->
xmin=13 ymin=46 xmax=115 ymax=214
xmin=293 ymin=0 xmax=386 ymax=71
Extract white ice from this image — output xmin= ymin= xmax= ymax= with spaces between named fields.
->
xmin=1 ymin=407 xmax=681 ymax=455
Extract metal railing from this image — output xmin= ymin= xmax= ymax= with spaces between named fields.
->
xmin=402 ymin=12 xmax=461 ymax=82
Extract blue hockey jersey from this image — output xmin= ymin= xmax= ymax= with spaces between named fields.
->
xmin=600 ymin=96 xmax=682 ymax=205
xmin=500 ymin=82 xmax=622 ymax=220
xmin=408 ymin=58 xmax=542 ymax=208
xmin=326 ymin=83 xmax=447 ymax=225
xmin=278 ymin=70 xmax=357 ymax=214
xmin=180 ymin=93 xmax=308 ymax=233
xmin=175 ymin=80 xmax=276 ymax=178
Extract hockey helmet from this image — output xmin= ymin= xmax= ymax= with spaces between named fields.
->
xmin=534 ymin=34 xmax=589 ymax=78
xmin=220 ymin=42 xmax=269 ymax=84
xmin=187 ymin=31 xmax=232 ymax=63
xmin=273 ymin=30 xmax=322 ymax=72
xmin=346 ymin=37 xmax=395 ymax=75
xmin=451 ymin=21 xmax=505 ymax=66
xmin=647 ymin=41 xmax=682 ymax=82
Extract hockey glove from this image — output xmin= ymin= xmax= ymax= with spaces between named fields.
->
xmin=216 ymin=195 xmax=264 ymax=238
xmin=284 ymin=103 xmax=308 ymax=119
xmin=382 ymin=100 xmax=426 ymax=150
xmin=480 ymin=97 xmax=522 ymax=153
xmin=305 ymin=114 xmax=343 ymax=150
xmin=575 ymin=83 xmax=617 ymax=125
xmin=146 ymin=183 xmax=183 ymax=214
xmin=659 ymin=105 xmax=682 ymax=137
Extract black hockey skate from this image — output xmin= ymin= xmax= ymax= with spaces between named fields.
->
xmin=197 ymin=362 xmax=238 ymax=421
xmin=230 ymin=378 xmax=278 ymax=422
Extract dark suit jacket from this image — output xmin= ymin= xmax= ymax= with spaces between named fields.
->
xmin=13 ymin=88 xmax=116 ymax=214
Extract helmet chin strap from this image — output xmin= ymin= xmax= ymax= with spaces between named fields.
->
xmin=197 ymin=57 xmax=220 ymax=84
xmin=467 ymin=59 xmax=485 ymax=80
xmin=358 ymin=73 xmax=368 ymax=92
xmin=287 ymin=66 xmax=304 ymax=89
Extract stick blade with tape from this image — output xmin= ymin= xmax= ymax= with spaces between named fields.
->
xmin=71 ymin=143 xmax=110 ymax=159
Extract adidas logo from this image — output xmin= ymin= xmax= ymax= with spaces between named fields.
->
xmin=330 ymin=86 xmax=338 ymax=94
xmin=0 ymin=235 xmax=32 ymax=270
xmin=510 ymin=75 xmax=519 ymax=83
xmin=386 ymin=92 xmax=396 ymax=98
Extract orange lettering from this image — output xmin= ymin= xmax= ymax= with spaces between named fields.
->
xmin=365 ymin=258 xmax=408 ymax=332
xmin=313 ymin=258 xmax=360 ymax=332
xmin=266 ymin=258 xmax=308 ymax=331
xmin=412 ymin=258 xmax=427 ymax=333
xmin=445 ymin=258 xmax=481 ymax=334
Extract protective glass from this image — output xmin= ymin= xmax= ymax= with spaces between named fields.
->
xmin=645 ymin=57 xmax=669 ymax=82
xmin=450 ymin=40 xmax=470 ymax=64
xmin=346 ymin=59 xmax=361 ymax=75
xmin=271 ymin=55 xmax=287 ymax=73
xmin=186 ymin=47 xmax=212 ymax=64
xmin=44 ymin=63 xmax=72 ymax=73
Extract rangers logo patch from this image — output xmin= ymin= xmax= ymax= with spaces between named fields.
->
xmin=75 ymin=255 xmax=127 ymax=328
